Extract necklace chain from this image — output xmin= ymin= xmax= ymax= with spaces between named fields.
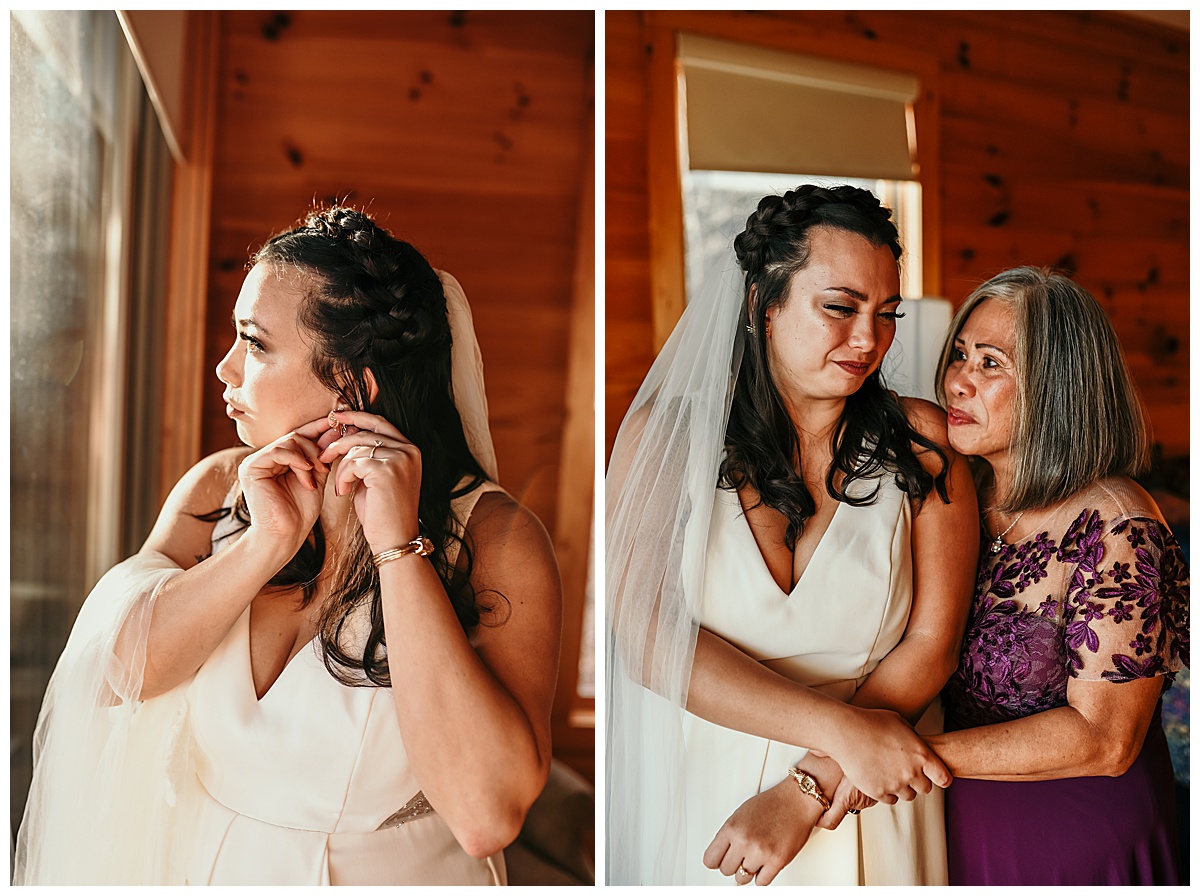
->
xmin=986 ymin=510 xmax=1025 ymax=554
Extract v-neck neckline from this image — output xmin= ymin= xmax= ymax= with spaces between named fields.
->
xmin=245 ymin=607 xmax=318 ymax=703
xmin=731 ymin=488 xmax=845 ymax=596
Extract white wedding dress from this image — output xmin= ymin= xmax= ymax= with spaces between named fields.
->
xmin=680 ymin=475 xmax=946 ymax=885
xmin=179 ymin=481 xmax=507 ymax=885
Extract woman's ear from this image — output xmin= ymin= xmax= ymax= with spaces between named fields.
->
xmin=364 ymin=368 xmax=380 ymax=405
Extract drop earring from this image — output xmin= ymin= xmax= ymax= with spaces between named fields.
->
xmin=329 ymin=403 xmax=350 ymax=436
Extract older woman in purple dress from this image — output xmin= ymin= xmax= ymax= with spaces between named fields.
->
xmin=921 ymin=267 xmax=1188 ymax=884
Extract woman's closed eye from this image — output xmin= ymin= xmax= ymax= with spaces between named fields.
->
xmin=823 ymin=303 xmax=904 ymax=321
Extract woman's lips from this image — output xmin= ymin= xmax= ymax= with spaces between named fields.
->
xmin=946 ymin=407 xmax=975 ymax=426
xmin=835 ymin=361 xmax=870 ymax=376
xmin=225 ymin=403 xmax=245 ymax=418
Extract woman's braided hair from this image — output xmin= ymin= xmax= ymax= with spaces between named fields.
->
xmin=722 ymin=185 xmax=948 ymax=548
xmin=217 ymin=207 xmax=493 ymax=687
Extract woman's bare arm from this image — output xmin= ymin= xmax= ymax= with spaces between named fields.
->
xmin=132 ymin=420 xmax=332 ymax=697
xmin=926 ymin=676 xmax=1164 ymax=779
xmin=849 ymin=398 xmax=977 ymax=721
xmin=379 ymin=492 xmax=561 ymax=858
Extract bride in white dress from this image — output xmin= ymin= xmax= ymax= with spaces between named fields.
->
xmin=15 ymin=207 xmax=562 ymax=885
xmin=606 ymin=185 xmax=978 ymax=884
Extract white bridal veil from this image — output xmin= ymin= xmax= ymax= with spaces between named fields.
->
xmin=13 ymin=270 xmax=497 ymax=884
xmin=605 ymin=250 xmax=746 ymax=883
xmin=441 ymin=270 xmax=499 ymax=482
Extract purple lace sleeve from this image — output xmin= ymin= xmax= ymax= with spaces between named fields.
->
xmin=944 ymin=509 xmax=1191 ymax=730
xmin=1058 ymin=514 xmax=1190 ymax=683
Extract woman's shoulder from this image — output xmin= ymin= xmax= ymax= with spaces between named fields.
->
xmin=175 ymin=446 xmax=251 ymax=511
xmin=140 ymin=447 xmax=250 ymax=567
xmin=1042 ymin=478 xmax=1176 ymax=561
xmin=464 ymin=486 xmax=556 ymax=565
xmin=1066 ymin=477 xmax=1165 ymax=529
xmin=897 ymin=396 xmax=950 ymax=449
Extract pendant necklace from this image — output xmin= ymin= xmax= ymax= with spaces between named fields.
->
xmin=987 ymin=511 xmax=1024 ymax=554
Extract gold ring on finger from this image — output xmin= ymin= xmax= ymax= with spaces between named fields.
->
xmin=369 ymin=439 xmax=382 ymax=459
xmin=735 ymin=864 xmax=754 ymax=884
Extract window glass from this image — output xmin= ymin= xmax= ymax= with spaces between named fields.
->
xmin=9 ymin=9 xmax=167 ymax=836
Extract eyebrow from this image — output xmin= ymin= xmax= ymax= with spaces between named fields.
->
xmin=826 ymin=286 xmax=903 ymax=305
xmin=954 ymin=335 xmax=1011 ymax=357
xmin=231 ymin=314 xmax=271 ymax=338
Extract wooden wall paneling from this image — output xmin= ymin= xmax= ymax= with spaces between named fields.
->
xmin=940 ymin=117 xmax=1186 ymax=191
xmin=643 ymin=21 xmax=686 ymax=353
xmin=604 ymin=11 xmax=655 ymax=456
xmin=225 ymin=9 xmax=595 ymax=57
xmin=941 ymin=10 xmax=1189 ymax=65
xmin=940 ymin=174 xmax=1188 ymax=243
xmin=159 ymin=10 xmax=219 ymax=506
xmin=913 ymin=72 xmax=942 ymax=298
xmin=929 ymin=20 xmax=1187 ymax=114
xmin=647 ymin=10 xmax=940 ymax=78
xmin=765 ymin=10 xmax=1188 ymax=104
xmin=940 ymin=72 xmax=1189 ymax=180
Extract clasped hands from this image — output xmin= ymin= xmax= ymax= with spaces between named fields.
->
xmin=704 ymin=708 xmax=949 ymax=885
xmin=237 ymin=409 xmax=423 ymax=556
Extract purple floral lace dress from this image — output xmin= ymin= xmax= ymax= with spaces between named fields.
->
xmin=942 ymin=481 xmax=1190 ymax=885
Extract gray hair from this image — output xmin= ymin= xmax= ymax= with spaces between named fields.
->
xmin=934 ymin=266 xmax=1150 ymax=512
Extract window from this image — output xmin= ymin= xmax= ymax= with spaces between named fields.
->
xmin=10 ymin=9 xmax=171 ymax=835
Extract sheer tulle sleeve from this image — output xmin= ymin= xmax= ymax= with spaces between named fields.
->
xmin=1058 ymin=510 xmax=1190 ymax=684
xmin=13 ymin=551 xmax=201 ymax=884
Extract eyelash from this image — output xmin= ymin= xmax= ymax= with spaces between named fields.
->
xmin=238 ymin=332 xmax=264 ymax=354
xmin=824 ymin=304 xmax=906 ymax=320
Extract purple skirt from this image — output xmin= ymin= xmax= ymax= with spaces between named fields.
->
xmin=945 ymin=715 xmax=1180 ymax=885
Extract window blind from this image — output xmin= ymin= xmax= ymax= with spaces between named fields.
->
xmin=679 ymin=33 xmax=919 ymax=180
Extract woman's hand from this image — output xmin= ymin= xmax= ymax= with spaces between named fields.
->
xmin=816 ymin=777 xmax=877 ymax=831
xmin=829 ymin=706 xmax=952 ymax=804
xmin=238 ymin=418 xmax=331 ymax=557
xmin=703 ymin=779 xmax=823 ymax=886
xmin=318 ymin=409 xmax=422 ymax=551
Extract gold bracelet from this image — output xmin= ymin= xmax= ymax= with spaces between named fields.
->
xmin=787 ymin=767 xmax=831 ymax=811
xmin=372 ymin=536 xmax=434 ymax=567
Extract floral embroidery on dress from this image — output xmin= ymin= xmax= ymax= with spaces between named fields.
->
xmin=944 ymin=510 xmax=1190 ymax=730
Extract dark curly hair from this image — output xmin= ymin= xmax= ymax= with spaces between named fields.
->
xmin=207 ymin=206 xmax=493 ymax=687
xmin=722 ymin=184 xmax=948 ymax=548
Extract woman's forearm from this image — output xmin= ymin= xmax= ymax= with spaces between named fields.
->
xmin=928 ymin=673 xmax=1166 ymax=781
xmin=927 ymin=706 xmax=1133 ymax=780
xmin=850 ymin=631 xmax=959 ymax=724
xmin=134 ymin=533 xmax=294 ymax=699
xmin=379 ymin=557 xmax=548 ymax=858
xmin=685 ymin=628 xmax=859 ymax=757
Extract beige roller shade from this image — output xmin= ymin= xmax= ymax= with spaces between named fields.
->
xmin=679 ymin=33 xmax=919 ymax=180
